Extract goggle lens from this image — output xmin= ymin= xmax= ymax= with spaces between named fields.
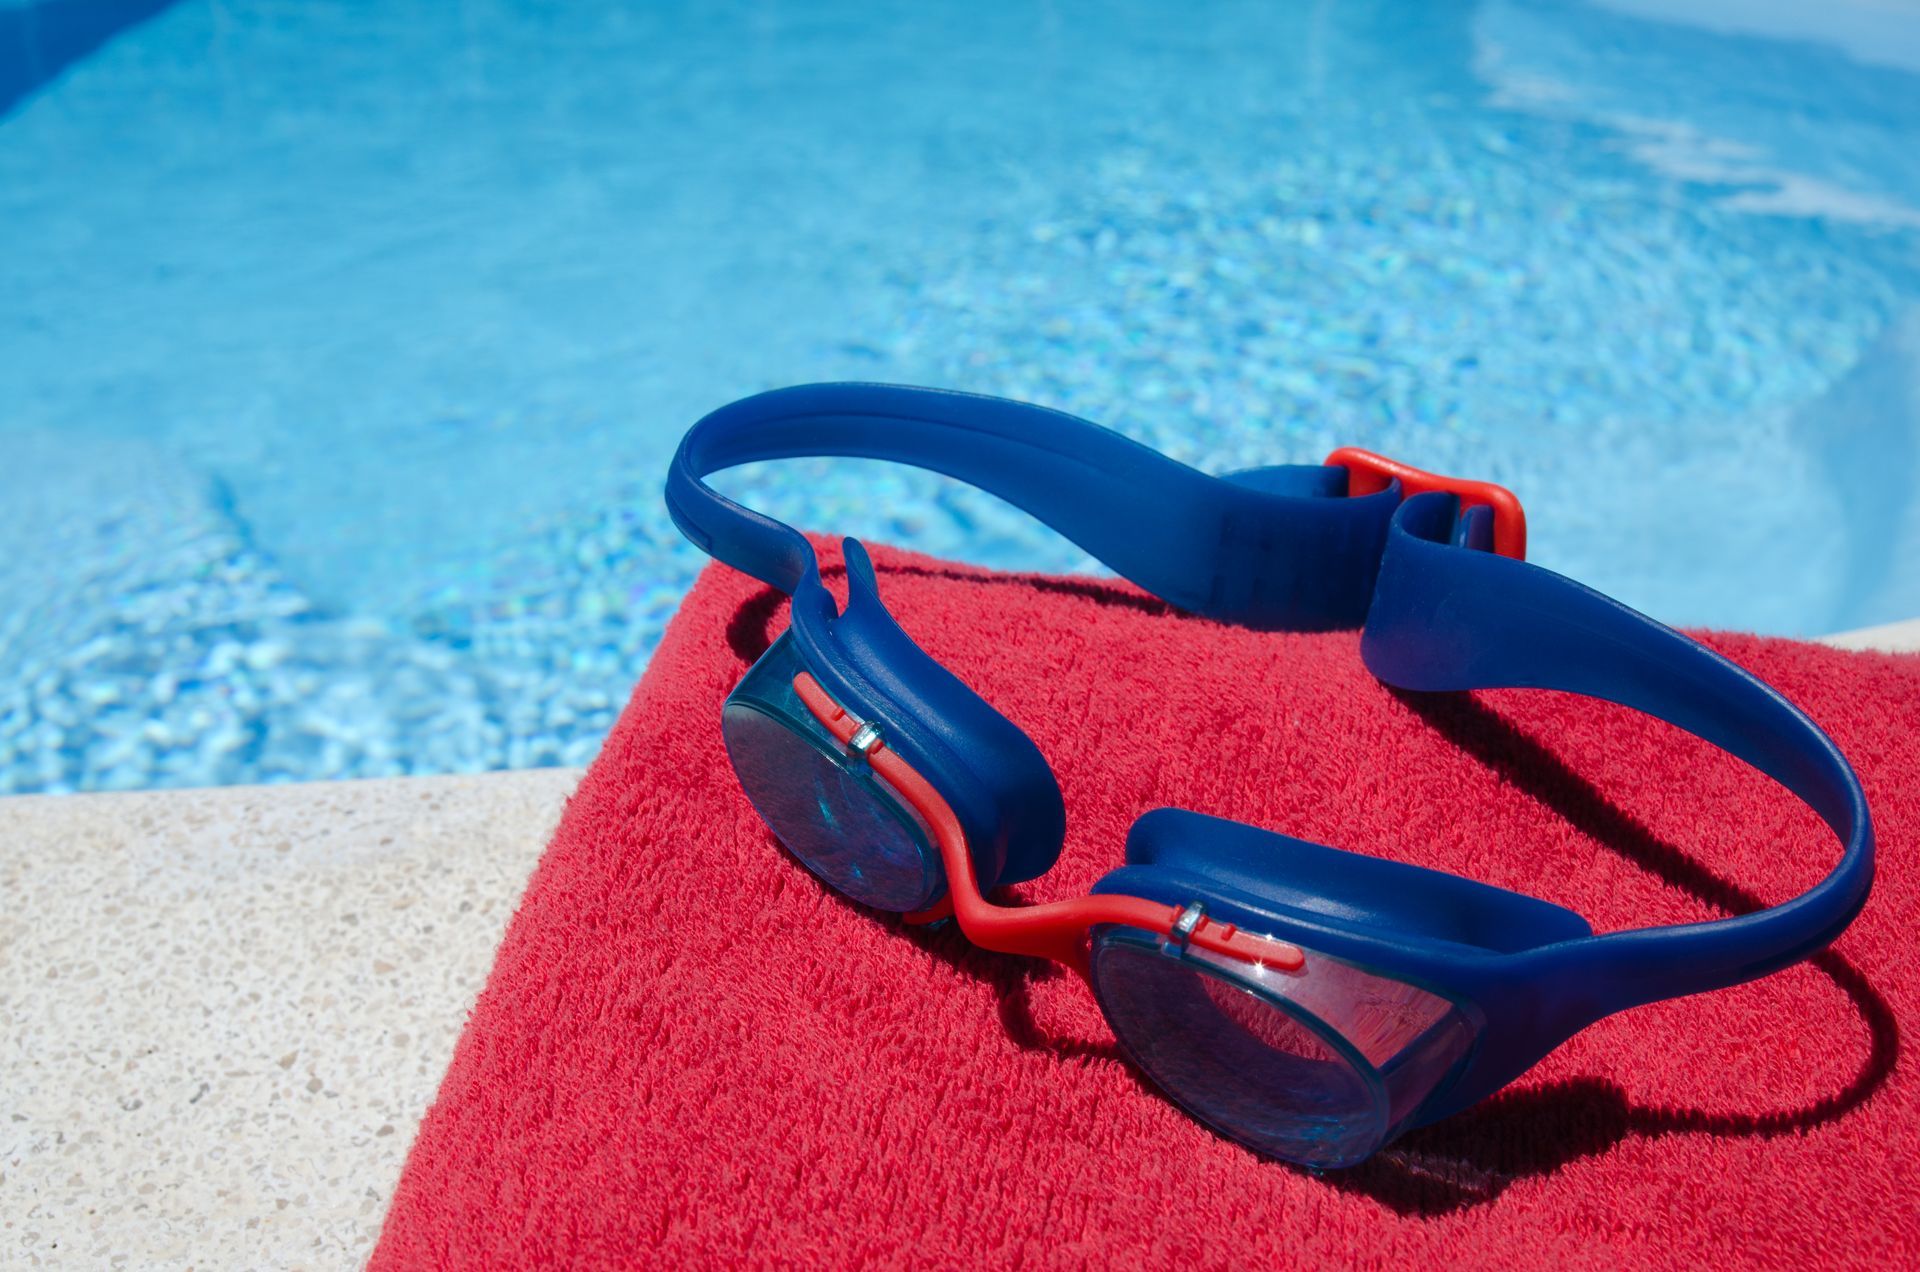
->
xmin=722 ymin=638 xmax=942 ymax=913
xmin=1091 ymin=926 xmax=1477 ymax=1168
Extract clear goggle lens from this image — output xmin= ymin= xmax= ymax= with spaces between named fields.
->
xmin=722 ymin=637 xmax=942 ymax=913
xmin=1091 ymin=925 xmax=1477 ymax=1168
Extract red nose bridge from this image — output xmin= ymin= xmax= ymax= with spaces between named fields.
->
xmin=791 ymin=671 xmax=1306 ymax=981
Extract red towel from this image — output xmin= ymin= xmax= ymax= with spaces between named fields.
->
xmin=374 ymin=541 xmax=1919 ymax=1269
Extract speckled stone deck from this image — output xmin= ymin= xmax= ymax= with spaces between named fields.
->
xmin=1820 ymin=616 xmax=1920 ymax=653
xmin=1 ymin=769 xmax=578 ymax=1268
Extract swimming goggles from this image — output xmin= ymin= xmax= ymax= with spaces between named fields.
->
xmin=666 ymin=383 xmax=1873 ymax=1169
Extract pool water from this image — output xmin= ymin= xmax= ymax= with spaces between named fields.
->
xmin=2 ymin=0 xmax=1917 ymax=794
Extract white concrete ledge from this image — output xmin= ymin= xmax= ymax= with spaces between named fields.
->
xmin=1818 ymin=617 xmax=1920 ymax=653
xmin=0 ymin=768 xmax=580 ymax=1267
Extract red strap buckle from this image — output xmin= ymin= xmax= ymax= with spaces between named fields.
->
xmin=1325 ymin=447 xmax=1528 ymax=560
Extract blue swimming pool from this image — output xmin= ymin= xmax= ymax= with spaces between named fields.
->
xmin=2 ymin=0 xmax=1917 ymax=794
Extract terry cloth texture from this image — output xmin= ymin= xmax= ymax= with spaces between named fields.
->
xmin=375 ymin=540 xmax=1918 ymax=1270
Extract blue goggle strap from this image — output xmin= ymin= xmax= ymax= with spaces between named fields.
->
xmin=1364 ymin=492 xmax=1874 ymax=1014
xmin=666 ymin=381 xmax=1401 ymax=631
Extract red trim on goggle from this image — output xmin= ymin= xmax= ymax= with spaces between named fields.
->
xmin=1326 ymin=446 xmax=1527 ymax=560
xmin=793 ymin=672 xmax=1306 ymax=981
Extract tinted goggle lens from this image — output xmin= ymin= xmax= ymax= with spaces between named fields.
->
xmin=721 ymin=637 xmax=942 ymax=913
xmin=1090 ymin=926 xmax=1477 ymax=1168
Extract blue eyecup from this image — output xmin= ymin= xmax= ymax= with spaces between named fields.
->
xmin=788 ymin=538 xmax=1067 ymax=894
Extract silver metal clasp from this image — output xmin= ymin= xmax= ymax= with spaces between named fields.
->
xmin=847 ymin=720 xmax=883 ymax=758
xmin=1170 ymin=902 xmax=1206 ymax=948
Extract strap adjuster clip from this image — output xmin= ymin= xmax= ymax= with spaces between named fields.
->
xmin=1326 ymin=447 xmax=1528 ymax=560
